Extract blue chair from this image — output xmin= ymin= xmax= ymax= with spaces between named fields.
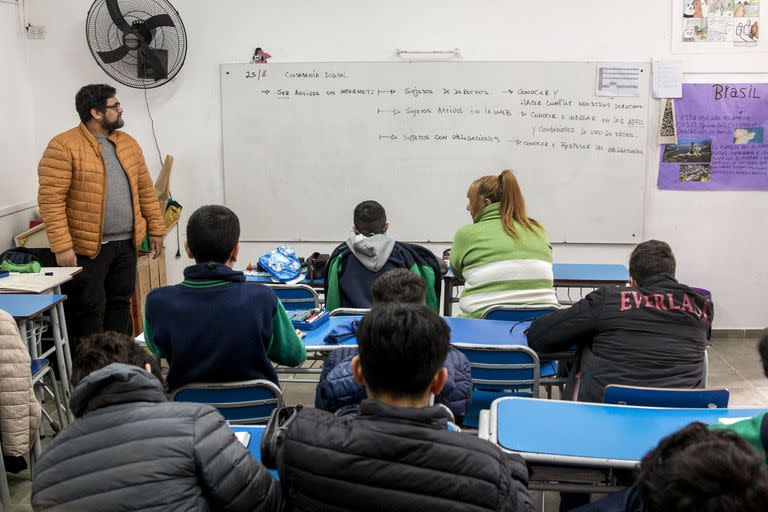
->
xmin=481 ymin=306 xmax=562 ymax=395
xmin=458 ymin=345 xmax=540 ymax=428
xmin=328 ymin=308 xmax=370 ymax=317
xmin=171 ymin=380 xmax=284 ymax=424
xmin=264 ymin=284 xmax=320 ymax=311
xmin=603 ymin=385 xmax=730 ymax=409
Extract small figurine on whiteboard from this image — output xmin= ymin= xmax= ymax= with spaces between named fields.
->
xmin=251 ymin=47 xmax=271 ymax=64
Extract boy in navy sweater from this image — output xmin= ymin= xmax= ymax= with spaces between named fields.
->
xmin=144 ymin=205 xmax=306 ymax=391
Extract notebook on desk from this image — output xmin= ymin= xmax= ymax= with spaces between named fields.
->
xmin=0 ymin=273 xmax=68 ymax=293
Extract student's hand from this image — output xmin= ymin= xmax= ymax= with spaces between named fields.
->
xmin=295 ymin=329 xmax=307 ymax=339
xmin=149 ymin=236 xmax=164 ymax=259
xmin=55 ymin=249 xmax=77 ymax=267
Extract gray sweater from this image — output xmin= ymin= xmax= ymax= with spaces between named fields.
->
xmin=95 ymin=136 xmax=134 ymax=242
xmin=31 ymin=364 xmax=281 ymax=512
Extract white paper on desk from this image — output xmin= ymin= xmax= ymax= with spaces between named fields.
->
xmin=595 ymin=63 xmax=642 ymax=97
xmin=717 ymin=417 xmax=751 ymax=425
xmin=235 ymin=431 xmax=251 ymax=447
xmin=283 ymin=273 xmax=307 ymax=285
xmin=652 ymin=60 xmax=682 ymax=99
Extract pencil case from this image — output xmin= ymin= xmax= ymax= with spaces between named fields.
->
xmin=289 ymin=309 xmax=330 ymax=330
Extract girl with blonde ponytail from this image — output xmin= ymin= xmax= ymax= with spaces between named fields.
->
xmin=450 ymin=170 xmax=558 ymax=317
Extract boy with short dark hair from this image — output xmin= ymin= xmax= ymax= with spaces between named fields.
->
xmin=279 ymin=304 xmax=534 ymax=512
xmin=528 ymin=240 xmax=713 ymax=403
xmin=32 ymin=332 xmax=280 ymax=512
xmin=316 ymin=269 xmax=472 ymax=423
xmin=576 ymin=422 xmax=768 ymax=512
xmin=324 ymin=200 xmax=442 ymax=311
xmin=144 ymin=205 xmax=305 ymax=391
xmin=371 ymin=267 xmax=426 ymax=304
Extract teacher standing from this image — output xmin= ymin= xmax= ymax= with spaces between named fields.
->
xmin=450 ymin=169 xmax=558 ymax=318
xmin=37 ymin=84 xmax=165 ymax=349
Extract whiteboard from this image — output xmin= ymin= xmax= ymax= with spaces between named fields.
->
xmin=221 ymin=61 xmax=649 ymax=243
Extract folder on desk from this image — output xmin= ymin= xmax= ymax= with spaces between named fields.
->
xmin=0 ymin=274 xmax=64 ymax=293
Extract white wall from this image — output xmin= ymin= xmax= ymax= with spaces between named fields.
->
xmin=18 ymin=0 xmax=768 ymax=328
xmin=0 ymin=2 xmax=38 ymax=245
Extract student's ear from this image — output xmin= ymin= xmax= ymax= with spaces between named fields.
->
xmin=351 ymin=355 xmax=365 ymax=385
xmin=184 ymin=241 xmax=194 ymax=259
xmin=629 ymin=277 xmax=636 ymax=286
xmin=144 ymin=363 xmax=152 ymax=373
xmin=90 ymin=108 xmax=103 ymax=121
xmin=383 ymin=222 xmax=389 ymax=232
xmin=483 ymin=198 xmax=492 ymax=207
xmin=229 ymin=242 xmax=240 ymax=264
xmin=429 ymin=367 xmax=448 ymax=396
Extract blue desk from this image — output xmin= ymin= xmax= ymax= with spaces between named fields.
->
xmin=245 ymin=272 xmax=319 ymax=286
xmin=489 ymin=397 xmax=767 ymax=470
xmin=0 ymin=294 xmax=66 ymax=320
xmin=230 ymin=425 xmax=278 ymax=479
xmin=0 ymin=294 xmax=73 ymax=420
xmin=443 ymin=263 xmax=630 ymax=316
xmin=302 ymin=316 xmax=530 ymax=351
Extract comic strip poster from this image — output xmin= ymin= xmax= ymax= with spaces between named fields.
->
xmin=681 ymin=0 xmax=759 ymax=45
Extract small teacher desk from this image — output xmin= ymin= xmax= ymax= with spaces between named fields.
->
xmin=443 ymin=263 xmax=630 ymax=316
xmin=482 ymin=397 xmax=768 ymax=493
xmin=0 ymin=294 xmax=74 ymax=421
xmin=0 ymin=267 xmax=80 ymax=392
xmin=230 ymin=425 xmax=278 ymax=479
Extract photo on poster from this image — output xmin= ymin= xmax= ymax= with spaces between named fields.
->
xmin=734 ymin=17 xmax=759 ymax=41
xmin=658 ymin=99 xmax=678 ymax=144
xmin=709 ymin=0 xmax=735 ymax=16
xmin=707 ymin=16 xmax=734 ymax=40
xmin=733 ymin=127 xmax=764 ymax=144
xmin=663 ymin=137 xmax=713 ymax=162
xmin=683 ymin=18 xmax=710 ymax=41
xmin=683 ymin=0 xmax=697 ymax=17
xmin=734 ymin=0 xmax=760 ymax=17
xmin=679 ymin=164 xmax=712 ymax=182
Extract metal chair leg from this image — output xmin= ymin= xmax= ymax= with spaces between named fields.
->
xmin=0 ymin=439 xmax=10 ymax=510
xmin=48 ymin=368 xmax=66 ymax=429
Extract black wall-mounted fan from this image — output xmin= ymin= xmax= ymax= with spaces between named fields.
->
xmin=86 ymin=0 xmax=187 ymax=89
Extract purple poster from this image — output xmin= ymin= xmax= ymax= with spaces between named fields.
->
xmin=658 ymin=83 xmax=768 ymax=190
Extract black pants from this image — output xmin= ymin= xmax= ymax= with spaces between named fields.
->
xmin=62 ymin=239 xmax=137 ymax=353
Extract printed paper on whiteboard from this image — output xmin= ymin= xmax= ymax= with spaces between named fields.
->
xmin=596 ymin=63 xmax=642 ymax=97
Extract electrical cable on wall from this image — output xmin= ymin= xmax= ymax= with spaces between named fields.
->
xmin=143 ymin=89 xmax=182 ymax=258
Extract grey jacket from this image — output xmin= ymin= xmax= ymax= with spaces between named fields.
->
xmin=31 ymin=364 xmax=281 ymax=512
xmin=345 ymin=233 xmax=395 ymax=272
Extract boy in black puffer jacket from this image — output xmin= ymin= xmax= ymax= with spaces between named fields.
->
xmin=278 ymin=303 xmax=534 ymax=512
xmin=32 ymin=332 xmax=280 ymax=512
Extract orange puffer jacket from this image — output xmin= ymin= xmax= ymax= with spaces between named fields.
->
xmin=38 ymin=123 xmax=166 ymax=258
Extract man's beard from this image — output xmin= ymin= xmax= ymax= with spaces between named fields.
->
xmin=101 ymin=116 xmax=124 ymax=133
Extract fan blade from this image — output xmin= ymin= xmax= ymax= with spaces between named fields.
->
xmin=144 ymin=14 xmax=175 ymax=30
xmin=106 ymin=0 xmax=132 ymax=33
xmin=138 ymin=45 xmax=166 ymax=80
xmin=97 ymin=45 xmax=131 ymax=64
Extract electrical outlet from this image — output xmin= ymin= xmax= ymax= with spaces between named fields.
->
xmin=27 ymin=25 xmax=46 ymax=40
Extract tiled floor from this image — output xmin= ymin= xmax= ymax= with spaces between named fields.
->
xmin=8 ymin=337 xmax=767 ymax=511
